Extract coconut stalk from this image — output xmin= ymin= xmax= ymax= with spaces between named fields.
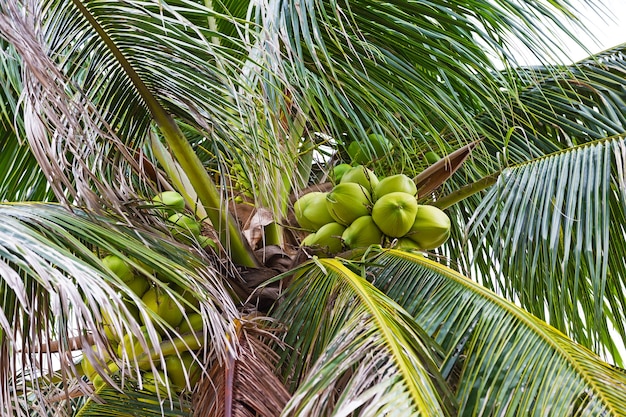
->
xmin=71 ymin=0 xmax=258 ymax=268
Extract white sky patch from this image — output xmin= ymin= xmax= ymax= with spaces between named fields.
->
xmin=507 ymin=0 xmax=626 ymax=66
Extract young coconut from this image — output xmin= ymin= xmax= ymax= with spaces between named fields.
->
xmin=152 ymin=191 xmax=185 ymax=216
xmin=294 ymin=192 xmax=335 ymax=231
xmin=117 ymin=326 xmax=162 ymax=370
xmin=300 ymin=222 xmax=346 ymax=255
xmin=374 ymin=174 xmax=417 ymax=200
xmin=347 ymin=134 xmax=391 ymax=164
xmin=165 ymin=352 xmax=199 ymax=389
xmin=325 ymin=183 xmax=372 ymax=226
xmin=331 ymin=163 xmax=353 ymax=184
xmin=406 ymin=205 xmax=451 ymax=249
xmin=142 ymin=286 xmax=184 ymax=331
xmin=102 ymin=254 xmax=134 ymax=282
xmin=168 ymin=213 xmax=202 ymax=242
xmin=342 ymin=216 xmax=384 ymax=249
xmin=340 ymin=165 xmax=379 ymax=194
xmin=371 ymin=192 xmax=418 ymax=237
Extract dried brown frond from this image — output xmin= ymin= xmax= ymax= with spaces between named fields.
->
xmin=193 ymin=320 xmax=290 ymax=417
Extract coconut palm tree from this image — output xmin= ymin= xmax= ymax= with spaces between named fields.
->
xmin=1 ymin=0 xmax=626 ymax=415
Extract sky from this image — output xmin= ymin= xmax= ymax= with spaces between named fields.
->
xmin=510 ymin=0 xmax=626 ymax=66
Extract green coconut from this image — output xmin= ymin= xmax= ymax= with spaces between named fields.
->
xmin=168 ymin=213 xmax=202 ymax=240
xmin=371 ymin=192 xmax=418 ymax=237
xmin=126 ymin=275 xmax=151 ymax=297
xmin=406 ymin=205 xmax=451 ymax=249
xmin=294 ymin=192 xmax=335 ymax=231
xmin=152 ymin=191 xmax=185 ymax=216
xmin=347 ymin=134 xmax=391 ymax=164
xmin=301 ymin=222 xmax=346 ymax=255
xmin=142 ymin=287 xmax=184 ymax=330
xmin=197 ymin=235 xmax=218 ymax=251
xmin=326 ymin=183 xmax=372 ymax=226
xmin=332 ymin=163 xmax=353 ymax=184
xmin=394 ymin=237 xmax=423 ymax=252
xmin=142 ymin=370 xmax=173 ymax=396
xmin=374 ymin=174 xmax=417 ymax=199
xmin=340 ymin=165 xmax=379 ymax=194
xmin=102 ymin=254 xmax=134 ymax=282
xmin=342 ymin=216 xmax=383 ymax=249
xmin=117 ymin=326 xmax=162 ymax=370
xmin=424 ymin=151 xmax=441 ymax=164
xmin=165 ymin=352 xmax=199 ymax=389
xmin=179 ymin=313 xmax=204 ymax=334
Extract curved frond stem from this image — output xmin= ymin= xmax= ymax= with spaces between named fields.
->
xmin=70 ymin=0 xmax=258 ymax=267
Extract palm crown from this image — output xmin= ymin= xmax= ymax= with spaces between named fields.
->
xmin=1 ymin=0 xmax=626 ymax=415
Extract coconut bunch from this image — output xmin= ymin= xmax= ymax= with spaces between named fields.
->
xmin=84 ymin=251 xmax=204 ymax=395
xmin=295 ymin=165 xmax=451 ymax=256
xmin=80 ymin=190 xmax=218 ymax=395
xmin=151 ymin=191 xmax=216 ymax=250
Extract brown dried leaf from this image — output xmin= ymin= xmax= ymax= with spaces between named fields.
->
xmin=193 ymin=322 xmax=291 ymax=417
xmin=415 ymin=140 xmax=481 ymax=199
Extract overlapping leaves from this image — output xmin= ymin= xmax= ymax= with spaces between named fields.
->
xmin=0 ymin=203 xmax=238 ymax=416
xmin=465 ymin=137 xmax=626 ymax=363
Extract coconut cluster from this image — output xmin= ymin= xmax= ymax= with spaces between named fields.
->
xmin=82 ymin=191 xmax=212 ymax=395
xmin=84 ymin=251 xmax=204 ymax=395
xmin=295 ymin=166 xmax=451 ymax=255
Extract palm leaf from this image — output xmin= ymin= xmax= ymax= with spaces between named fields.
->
xmin=271 ymin=258 xmax=457 ymax=416
xmin=0 ymin=42 xmax=56 ymax=202
xmin=368 ymin=249 xmax=626 ymax=416
xmin=259 ymin=0 xmax=597 ymax=173
xmin=0 ymin=203 xmax=238 ymax=416
xmin=462 ymin=137 xmax=626 ymax=363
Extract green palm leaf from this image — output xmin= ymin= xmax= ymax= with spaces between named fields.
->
xmin=272 ymin=258 xmax=457 ymax=416
xmin=369 ymin=249 xmax=626 ymax=416
xmin=462 ymin=138 xmax=626 ymax=363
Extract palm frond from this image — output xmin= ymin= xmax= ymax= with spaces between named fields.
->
xmin=254 ymin=0 xmax=599 ymax=174
xmin=369 ymin=249 xmax=626 ymax=416
xmin=462 ymin=137 xmax=626 ymax=363
xmin=0 ymin=203 xmax=238 ymax=417
xmin=0 ymin=42 xmax=56 ymax=203
xmin=272 ymin=258 xmax=457 ymax=416
xmin=485 ymin=44 xmax=626 ymax=164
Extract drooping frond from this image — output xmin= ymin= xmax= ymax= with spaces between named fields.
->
xmin=253 ymin=0 xmax=598 ymax=174
xmin=463 ymin=137 xmax=626 ymax=364
xmin=0 ymin=41 xmax=56 ymax=203
xmin=0 ymin=203 xmax=238 ymax=417
xmin=369 ymin=249 xmax=626 ymax=416
xmin=272 ymin=259 xmax=457 ymax=416
xmin=483 ymin=43 xmax=626 ymax=166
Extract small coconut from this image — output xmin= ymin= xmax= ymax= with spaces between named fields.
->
xmin=152 ymin=191 xmax=185 ymax=216
xmin=294 ymin=192 xmax=335 ymax=231
xmin=371 ymin=192 xmax=418 ymax=237
xmin=374 ymin=174 xmax=417 ymax=199
xmin=142 ymin=287 xmax=184 ymax=330
xmin=300 ymin=222 xmax=346 ymax=255
xmin=102 ymin=254 xmax=134 ymax=282
xmin=340 ymin=165 xmax=379 ymax=194
xmin=168 ymin=213 xmax=202 ymax=239
xmin=331 ymin=163 xmax=353 ymax=184
xmin=326 ymin=183 xmax=372 ymax=226
xmin=342 ymin=216 xmax=383 ymax=249
xmin=405 ymin=205 xmax=451 ymax=249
